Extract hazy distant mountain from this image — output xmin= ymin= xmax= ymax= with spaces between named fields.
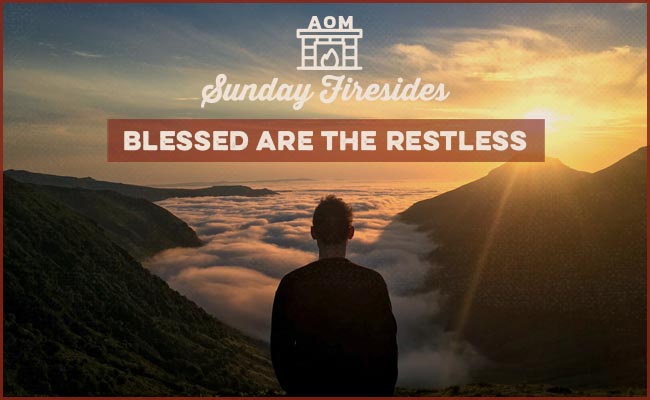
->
xmin=3 ymin=177 xmax=279 ymax=395
xmin=153 ymin=178 xmax=315 ymax=188
xmin=401 ymin=147 xmax=646 ymax=388
xmin=5 ymin=170 xmax=277 ymax=201
xmin=29 ymin=183 xmax=202 ymax=260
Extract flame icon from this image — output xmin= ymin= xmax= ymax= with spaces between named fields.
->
xmin=320 ymin=48 xmax=340 ymax=68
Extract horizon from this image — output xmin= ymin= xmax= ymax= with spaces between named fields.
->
xmin=4 ymin=144 xmax=645 ymax=187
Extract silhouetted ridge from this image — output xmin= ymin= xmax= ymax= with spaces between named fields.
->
xmin=486 ymin=156 xmax=586 ymax=177
xmin=591 ymin=147 xmax=646 ymax=192
xmin=5 ymin=169 xmax=277 ymax=201
xmin=400 ymin=148 xmax=646 ymax=388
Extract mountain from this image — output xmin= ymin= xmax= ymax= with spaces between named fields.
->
xmin=5 ymin=169 xmax=277 ymax=201
xmin=154 ymin=178 xmax=315 ymax=188
xmin=400 ymin=147 xmax=646 ymax=388
xmin=3 ymin=177 xmax=279 ymax=395
xmin=25 ymin=183 xmax=202 ymax=261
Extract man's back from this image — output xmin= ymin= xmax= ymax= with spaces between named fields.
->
xmin=271 ymin=257 xmax=398 ymax=396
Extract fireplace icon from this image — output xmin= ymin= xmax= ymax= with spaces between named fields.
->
xmin=297 ymin=18 xmax=363 ymax=71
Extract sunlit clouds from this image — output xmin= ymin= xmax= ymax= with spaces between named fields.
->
xmin=144 ymin=182 xmax=484 ymax=387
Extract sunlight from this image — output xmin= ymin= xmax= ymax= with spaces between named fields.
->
xmin=524 ymin=108 xmax=563 ymax=133
xmin=455 ymin=165 xmax=519 ymax=336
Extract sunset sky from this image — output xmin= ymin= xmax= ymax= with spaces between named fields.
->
xmin=3 ymin=3 xmax=647 ymax=185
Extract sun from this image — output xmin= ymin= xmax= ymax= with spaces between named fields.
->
xmin=523 ymin=109 xmax=562 ymax=133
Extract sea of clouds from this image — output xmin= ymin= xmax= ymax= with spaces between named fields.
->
xmin=145 ymin=181 xmax=484 ymax=388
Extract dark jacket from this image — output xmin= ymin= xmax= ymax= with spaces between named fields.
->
xmin=271 ymin=257 xmax=398 ymax=396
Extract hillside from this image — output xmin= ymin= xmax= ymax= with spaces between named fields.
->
xmin=3 ymin=177 xmax=279 ymax=396
xmin=400 ymin=147 xmax=646 ymax=388
xmin=5 ymin=169 xmax=277 ymax=201
xmin=29 ymin=183 xmax=202 ymax=260
xmin=395 ymin=382 xmax=645 ymax=397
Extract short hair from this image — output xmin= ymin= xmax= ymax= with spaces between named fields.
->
xmin=312 ymin=195 xmax=353 ymax=245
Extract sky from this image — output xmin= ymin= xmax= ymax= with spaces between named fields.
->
xmin=3 ymin=3 xmax=647 ymax=185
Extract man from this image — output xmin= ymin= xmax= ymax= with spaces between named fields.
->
xmin=271 ymin=195 xmax=398 ymax=396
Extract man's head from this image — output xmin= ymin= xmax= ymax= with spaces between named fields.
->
xmin=311 ymin=195 xmax=354 ymax=247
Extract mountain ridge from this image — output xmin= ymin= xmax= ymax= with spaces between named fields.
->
xmin=5 ymin=169 xmax=277 ymax=201
xmin=24 ymin=182 xmax=203 ymax=260
xmin=400 ymin=146 xmax=646 ymax=388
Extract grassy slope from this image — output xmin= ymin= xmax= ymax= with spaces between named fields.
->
xmin=33 ymin=183 xmax=202 ymax=260
xmin=400 ymin=148 xmax=646 ymax=388
xmin=3 ymin=177 xmax=279 ymax=396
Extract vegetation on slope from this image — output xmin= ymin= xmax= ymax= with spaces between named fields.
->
xmin=3 ymin=177 xmax=279 ymax=396
xmin=33 ymin=183 xmax=202 ymax=260
xmin=400 ymin=148 xmax=646 ymax=388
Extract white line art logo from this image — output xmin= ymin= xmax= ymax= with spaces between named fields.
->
xmin=201 ymin=16 xmax=451 ymax=110
xmin=297 ymin=16 xmax=363 ymax=71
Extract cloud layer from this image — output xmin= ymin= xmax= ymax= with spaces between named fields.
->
xmin=145 ymin=181 xmax=484 ymax=388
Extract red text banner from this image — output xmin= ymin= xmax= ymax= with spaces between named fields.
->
xmin=107 ymin=119 xmax=545 ymax=162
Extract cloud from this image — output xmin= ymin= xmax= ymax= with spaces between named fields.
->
xmin=398 ymin=342 xmax=484 ymax=389
xmin=144 ymin=183 xmax=483 ymax=388
xmin=391 ymin=44 xmax=442 ymax=70
xmin=623 ymin=3 xmax=644 ymax=11
xmin=170 ymin=266 xmax=278 ymax=337
xmin=391 ymin=25 xmax=646 ymax=92
xmin=543 ymin=13 xmax=612 ymax=33
xmin=38 ymin=42 xmax=56 ymax=49
xmin=72 ymin=50 xmax=105 ymax=58
xmin=394 ymin=25 xmax=646 ymax=86
xmin=379 ymin=24 xmax=647 ymax=171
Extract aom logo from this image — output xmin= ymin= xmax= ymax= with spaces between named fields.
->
xmin=297 ymin=16 xmax=363 ymax=71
